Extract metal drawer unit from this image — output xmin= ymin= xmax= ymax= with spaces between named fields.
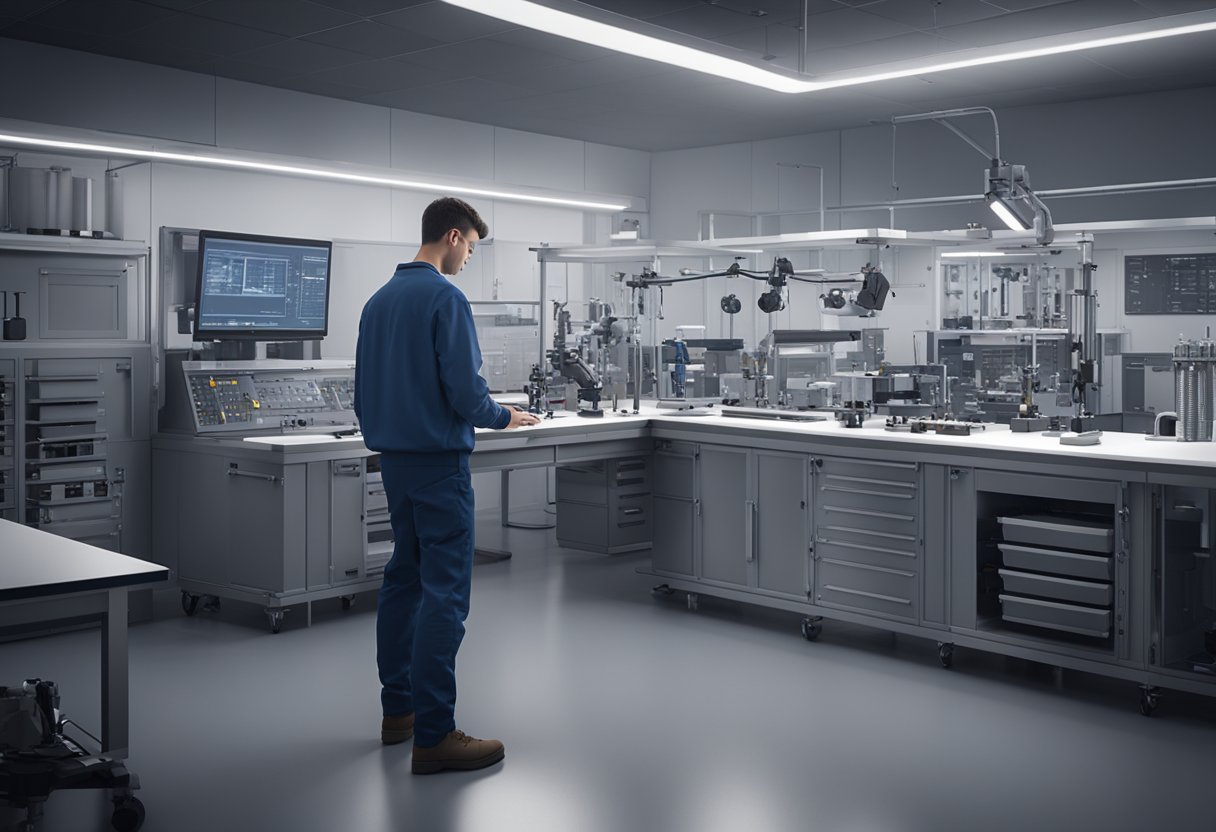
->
xmin=0 ymin=360 xmax=14 ymax=518
xmin=555 ymin=456 xmax=652 ymax=554
xmin=22 ymin=358 xmax=122 ymax=550
xmin=364 ymin=458 xmax=393 ymax=577
xmin=813 ymin=456 xmax=922 ymax=622
xmin=996 ymin=514 xmax=1116 ymax=640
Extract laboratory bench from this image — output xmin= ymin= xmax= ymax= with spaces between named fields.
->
xmin=152 ymin=406 xmax=1216 ymax=713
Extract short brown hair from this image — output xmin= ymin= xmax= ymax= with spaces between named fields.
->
xmin=421 ymin=197 xmax=489 ymax=244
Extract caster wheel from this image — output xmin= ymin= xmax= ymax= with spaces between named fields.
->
xmin=181 ymin=592 xmax=200 ymax=616
xmin=267 ymin=611 xmax=285 ymax=634
xmin=1139 ymin=686 xmax=1160 ymax=717
xmin=200 ymin=594 xmax=222 ymax=613
xmin=937 ymin=643 xmax=954 ymax=668
xmin=651 ymin=584 xmax=675 ymax=596
xmin=111 ymin=796 xmax=145 ymax=832
xmin=686 ymin=593 xmax=699 ymax=612
xmin=341 ymin=596 xmax=354 ymax=611
xmin=800 ymin=617 xmax=822 ymax=641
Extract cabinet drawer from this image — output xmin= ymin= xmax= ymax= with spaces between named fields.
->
xmin=818 ymin=458 xmax=919 ymax=485
xmin=998 ymin=569 xmax=1112 ymax=606
xmin=32 ymin=402 xmax=102 ymax=423
xmin=997 ymin=543 xmax=1113 ymax=581
xmin=556 ymin=463 xmax=609 ymax=505
xmin=997 ymin=515 xmax=1114 ymax=554
xmin=817 ymin=558 xmax=917 ymax=620
xmin=816 ymin=533 xmax=918 ymax=573
xmin=999 ymin=594 xmax=1112 ymax=638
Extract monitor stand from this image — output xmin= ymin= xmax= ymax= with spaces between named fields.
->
xmin=210 ymin=340 xmax=258 ymax=361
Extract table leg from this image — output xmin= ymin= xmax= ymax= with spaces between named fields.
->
xmin=100 ymin=588 xmax=128 ymax=756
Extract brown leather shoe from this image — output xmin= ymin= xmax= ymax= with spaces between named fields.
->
xmin=381 ymin=713 xmax=415 ymax=745
xmin=411 ymin=730 xmax=505 ymax=774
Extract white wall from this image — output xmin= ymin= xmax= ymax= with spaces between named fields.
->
xmin=651 ymin=85 xmax=1216 ymax=359
xmin=0 ymin=38 xmax=650 ymax=515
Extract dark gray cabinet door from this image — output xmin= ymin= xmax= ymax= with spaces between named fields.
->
xmin=651 ymin=444 xmax=697 ymax=577
xmin=755 ymin=451 xmax=809 ymax=598
xmin=699 ymin=445 xmax=749 ymax=587
xmin=330 ymin=459 xmax=367 ymax=585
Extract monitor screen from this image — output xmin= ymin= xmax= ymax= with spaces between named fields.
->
xmin=193 ymin=230 xmax=333 ymax=340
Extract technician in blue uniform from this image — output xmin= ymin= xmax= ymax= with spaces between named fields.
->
xmin=354 ymin=197 xmax=539 ymax=775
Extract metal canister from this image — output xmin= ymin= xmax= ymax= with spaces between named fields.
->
xmin=1174 ymin=338 xmax=1216 ymax=441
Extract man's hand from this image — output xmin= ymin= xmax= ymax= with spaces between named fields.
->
xmin=505 ymin=406 xmax=541 ymax=429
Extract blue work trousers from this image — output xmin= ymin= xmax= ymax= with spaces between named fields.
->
xmin=376 ymin=452 xmax=475 ymax=747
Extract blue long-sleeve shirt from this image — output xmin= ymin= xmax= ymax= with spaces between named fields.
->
xmin=354 ymin=261 xmax=510 ymax=454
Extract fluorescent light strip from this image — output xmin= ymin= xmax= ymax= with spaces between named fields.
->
xmin=443 ymin=0 xmax=1216 ymax=94
xmin=0 ymin=132 xmax=629 ymax=212
xmin=987 ymin=199 xmax=1030 ymax=232
xmin=940 ymin=251 xmax=1009 ymax=258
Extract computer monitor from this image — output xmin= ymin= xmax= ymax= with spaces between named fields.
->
xmin=193 ymin=230 xmax=333 ymax=341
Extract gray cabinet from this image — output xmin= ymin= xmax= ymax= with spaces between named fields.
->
xmin=812 ymin=455 xmax=922 ymax=622
xmin=650 ymin=442 xmax=810 ymax=599
xmin=755 ymin=450 xmax=811 ymax=600
xmin=698 ymin=445 xmax=750 ymax=588
xmin=651 ymin=441 xmax=696 ymax=577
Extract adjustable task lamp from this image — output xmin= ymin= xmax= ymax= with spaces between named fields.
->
xmin=985 ymin=163 xmax=1054 ymax=245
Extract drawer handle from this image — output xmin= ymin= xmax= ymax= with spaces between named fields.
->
xmin=621 ymin=507 xmax=644 ymax=516
xmin=822 ymin=486 xmax=914 ymax=500
xmin=744 ymin=500 xmax=755 ymax=563
xmin=227 ymin=466 xmax=280 ymax=485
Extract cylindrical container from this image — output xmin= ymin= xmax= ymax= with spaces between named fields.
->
xmin=71 ymin=176 xmax=92 ymax=232
xmin=1174 ymin=339 xmax=1216 ymax=441
xmin=51 ymin=166 xmax=73 ymax=230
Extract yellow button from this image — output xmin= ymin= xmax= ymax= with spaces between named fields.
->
xmin=252 ymin=399 xmax=261 ymax=409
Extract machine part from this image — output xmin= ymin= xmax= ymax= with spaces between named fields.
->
xmin=663 ymin=338 xmax=690 ymax=398
xmin=1173 ymin=337 xmax=1215 ymax=442
xmin=1147 ymin=410 xmax=1179 ymax=440
xmin=524 ymin=363 xmax=552 ymax=417
xmin=1060 ymin=430 xmax=1102 ymax=446
xmin=721 ymin=406 xmax=827 ymax=422
xmin=1011 ymin=416 xmax=1051 ymax=432
xmin=720 ymin=294 xmax=742 ymax=315
xmin=908 ymin=417 xmax=985 ymax=436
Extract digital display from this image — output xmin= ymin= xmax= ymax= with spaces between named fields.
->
xmin=194 ymin=231 xmax=332 ymax=339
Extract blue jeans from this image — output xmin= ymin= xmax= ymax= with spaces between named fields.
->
xmin=376 ymin=452 xmax=475 ymax=747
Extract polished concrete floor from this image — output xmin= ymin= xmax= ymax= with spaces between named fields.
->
xmin=4 ymin=517 xmax=1216 ymax=832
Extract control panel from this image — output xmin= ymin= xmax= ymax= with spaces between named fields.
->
xmin=170 ymin=360 xmax=358 ymax=435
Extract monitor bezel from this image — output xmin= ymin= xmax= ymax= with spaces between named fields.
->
xmin=192 ymin=229 xmax=334 ymax=342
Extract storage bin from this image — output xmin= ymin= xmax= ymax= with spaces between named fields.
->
xmin=998 ymin=542 xmax=1114 ymax=580
xmin=998 ymin=514 xmax=1114 ymax=554
xmin=999 ymin=594 xmax=1112 ymax=638
xmin=998 ymin=569 xmax=1113 ymax=606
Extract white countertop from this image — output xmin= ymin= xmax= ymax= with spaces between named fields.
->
xmin=237 ymin=405 xmax=1216 ymax=471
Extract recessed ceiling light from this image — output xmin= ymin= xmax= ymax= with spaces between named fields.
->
xmin=442 ymin=0 xmax=1216 ymax=93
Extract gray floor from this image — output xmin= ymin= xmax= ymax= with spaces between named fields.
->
xmin=4 ymin=517 xmax=1216 ymax=832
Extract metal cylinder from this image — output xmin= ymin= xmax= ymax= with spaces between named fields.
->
xmin=1174 ymin=338 xmax=1216 ymax=441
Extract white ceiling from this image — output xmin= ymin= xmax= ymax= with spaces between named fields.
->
xmin=2 ymin=0 xmax=1215 ymax=150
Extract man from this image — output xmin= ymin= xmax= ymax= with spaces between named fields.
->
xmin=354 ymin=197 xmax=539 ymax=775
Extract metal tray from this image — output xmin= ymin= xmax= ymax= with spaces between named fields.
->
xmin=997 ymin=514 xmax=1114 ymax=554
xmin=998 ymin=569 xmax=1112 ymax=607
xmin=999 ymin=594 xmax=1112 ymax=639
xmin=998 ymin=542 xmax=1113 ymax=580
